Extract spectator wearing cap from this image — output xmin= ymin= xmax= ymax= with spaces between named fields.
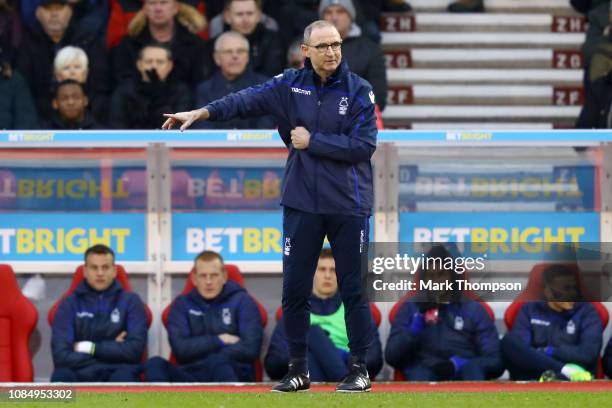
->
xmin=320 ymin=0 xmax=388 ymax=111
xmin=44 ymin=79 xmax=102 ymax=129
xmin=109 ymin=44 xmax=191 ymax=129
xmin=209 ymin=0 xmax=284 ymax=77
xmin=21 ymin=0 xmax=109 ymax=40
xmin=111 ymin=0 xmax=210 ymax=88
xmin=15 ymin=0 xmax=109 ymax=122
xmin=193 ymin=31 xmax=275 ymax=130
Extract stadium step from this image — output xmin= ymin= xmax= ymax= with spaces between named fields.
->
xmin=381 ymin=32 xmax=584 ymax=49
xmin=381 ymin=13 xmax=586 ymax=33
xmin=388 ymin=84 xmax=583 ymax=106
xmin=381 ymin=105 xmax=580 ymax=128
xmin=387 ymin=69 xmax=582 ymax=85
xmin=408 ymin=0 xmax=577 ymax=13
xmin=385 ymin=48 xmax=583 ymax=69
xmin=409 ymin=122 xmax=555 ymax=130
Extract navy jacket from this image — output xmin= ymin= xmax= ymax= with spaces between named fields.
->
xmin=167 ymin=281 xmax=263 ymax=376
xmin=204 ymin=58 xmax=377 ymax=216
xmin=51 ymin=280 xmax=148 ymax=370
xmin=385 ymin=300 xmax=502 ymax=376
xmin=264 ymin=293 xmax=383 ymax=379
xmin=511 ymin=302 xmax=602 ymax=372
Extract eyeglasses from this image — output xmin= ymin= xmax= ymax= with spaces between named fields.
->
xmin=306 ymin=41 xmax=342 ymax=53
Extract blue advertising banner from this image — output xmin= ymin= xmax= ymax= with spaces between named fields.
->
xmin=0 ymin=213 xmax=146 ymax=261
xmin=172 ymin=166 xmax=284 ymax=210
xmin=0 ymin=166 xmax=147 ymax=211
xmin=399 ymin=165 xmax=595 ymax=211
xmin=172 ymin=212 xmax=375 ymax=261
xmin=399 ymin=212 xmax=600 ymax=259
xmin=172 ymin=212 xmax=283 ymax=261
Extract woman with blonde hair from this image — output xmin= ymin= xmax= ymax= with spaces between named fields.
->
xmin=53 ymin=46 xmax=108 ymax=124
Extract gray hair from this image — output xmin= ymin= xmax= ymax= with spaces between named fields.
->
xmin=215 ymin=31 xmax=250 ymax=52
xmin=53 ymin=46 xmax=88 ymax=73
xmin=303 ymin=20 xmax=336 ymax=44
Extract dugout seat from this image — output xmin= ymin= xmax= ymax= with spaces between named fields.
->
xmin=504 ymin=262 xmax=609 ymax=379
xmin=0 ymin=264 xmax=38 ymax=381
xmin=161 ymin=264 xmax=268 ymax=381
xmin=47 ymin=264 xmax=153 ymax=327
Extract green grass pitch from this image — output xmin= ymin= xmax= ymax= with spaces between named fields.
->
xmin=14 ymin=391 xmax=612 ymax=408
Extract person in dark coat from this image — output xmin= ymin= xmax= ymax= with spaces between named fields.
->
xmin=15 ymin=0 xmax=108 ymax=123
xmin=50 ymin=244 xmax=147 ymax=382
xmin=144 ymin=251 xmax=263 ymax=382
xmin=265 ymin=249 xmax=383 ymax=381
xmin=501 ymin=265 xmax=602 ymax=381
xmin=110 ymin=0 xmax=210 ymax=88
xmin=385 ymin=246 xmax=503 ymax=381
xmin=109 ymin=44 xmax=191 ymax=129
xmin=44 ymin=79 xmax=101 ymax=129
xmin=194 ymin=31 xmax=274 ymax=129
xmin=0 ymin=46 xmax=38 ymax=129
xmin=212 ymin=0 xmax=284 ymax=77
xmin=575 ymin=71 xmax=612 ymax=128
xmin=320 ymin=0 xmax=387 ymax=110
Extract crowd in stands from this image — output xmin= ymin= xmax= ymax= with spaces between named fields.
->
xmin=0 ymin=0 xmax=412 ymax=130
xmin=7 ymin=243 xmax=601 ymax=382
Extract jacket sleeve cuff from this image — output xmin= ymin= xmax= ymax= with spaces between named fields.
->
xmin=204 ymin=105 xmax=217 ymax=121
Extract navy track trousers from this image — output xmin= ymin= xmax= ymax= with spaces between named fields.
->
xmin=281 ymin=206 xmax=374 ymax=363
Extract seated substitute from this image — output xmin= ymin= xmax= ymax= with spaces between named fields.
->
xmin=50 ymin=244 xmax=148 ymax=382
xmin=385 ymin=245 xmax=503 ymax=381
xmin=501 ymin=264 xmax=602 ymax=381
xmin=144 ymin=250 xmax=263 ymax=382
xmin=265 ymin=248 xmax=383 ymax=382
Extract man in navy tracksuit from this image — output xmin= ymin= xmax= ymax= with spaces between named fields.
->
xmin=163 ymin=20 xmax=377 ymax=392
xmin=501 ymin=265 xmax=602 ymax=381
xmin=50 ymin=244 xmax=147 ymax=382
xmin=264 ymin=249 xmax=383 ymax=382
xmin=144 ymin=251 xmax=263 ymax=382
xmin=385 ymin=246 xmax=503 ymax=381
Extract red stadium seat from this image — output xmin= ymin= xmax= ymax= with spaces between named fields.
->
xmin=275 ymin=302 xmax=383 ymax=327
xmin=161 ymin=264 xmax=267 ymax=381
xmin=0 ymin=264 xmax=38 ymax=382
xmin=504 ymin=262 xmax=609 ymax=379
xmin=47 ymin=264 xmax=153 ymax=327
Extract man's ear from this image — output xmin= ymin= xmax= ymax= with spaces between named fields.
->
xmin=83 ymin=95 xmax=89 ymax=108
xmin=52 ymin=98 xmax=58 ymax=110
xmin=301 ymin=44 xmax=309 ymax=60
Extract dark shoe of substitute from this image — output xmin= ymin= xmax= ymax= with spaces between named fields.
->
xmin=336 ymin=361 xmax=371 ymax=393
xmin=448 ymin=0 xmax=484 ymax=12
xmin=271 ymin=366 xmax=310 ymax=393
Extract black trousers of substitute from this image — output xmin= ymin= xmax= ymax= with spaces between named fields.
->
xmin=282 ymin=206 xmax=373 ymax=363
